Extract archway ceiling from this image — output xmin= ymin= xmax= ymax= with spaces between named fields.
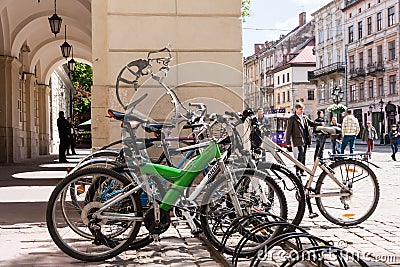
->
xmin=0 ymin=0 xmax=91 ymax=83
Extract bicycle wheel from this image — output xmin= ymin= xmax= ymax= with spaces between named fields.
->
xmin=315 ymin=160 xmax=379 ymax=226
xmin=200 ymin=168 xmax=288 ymax=255
xmin=258 ymin=162 xmax=306 ymax=226
xmin=46 ymin=167 xmax=142 ymax=262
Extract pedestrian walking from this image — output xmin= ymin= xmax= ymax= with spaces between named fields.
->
xmin=361 ymin=121 xmax=378 ymax=155
xmin=389 ymin=124 xmax=400 ymax=161
xmin=313 ymin=110 xmax=326 ymax=160
xmin=340 ymin=109 xmax=360 ymax=154
xmin=66 ymin=117 xmax=77 ymax=155
xmin=285 ymin=103 xmax=323 ymax=176
xmin=329 ymin=116 xmax=341 ymax=154
xmin=57 ymin=111 xmax=69 ymax=163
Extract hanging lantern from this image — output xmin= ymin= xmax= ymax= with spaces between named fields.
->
xmin=60 ymin=25 xmax=72 ymax=59
xmin=48 ymin=0 xmax=62 ymax=37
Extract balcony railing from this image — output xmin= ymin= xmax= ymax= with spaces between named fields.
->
xmin=309 ymin=62 xmax=345 ymax=80
xmin=367 ymin=62 xmax=385 ymax=76
xmin=349 ymin=68 xmax=366 ymax=79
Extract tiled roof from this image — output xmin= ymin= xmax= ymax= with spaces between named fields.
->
xmin=288 ymin=46 xmax=315 ymax=64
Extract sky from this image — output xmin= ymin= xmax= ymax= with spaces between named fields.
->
xmin=242 ymin=0 xmax=333 ymax=57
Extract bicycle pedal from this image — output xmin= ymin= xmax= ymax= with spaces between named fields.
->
xmin=309 ymin=212 xmax=319 ymax=219
xmin=191 ymin=229 xmax=202 ymax=236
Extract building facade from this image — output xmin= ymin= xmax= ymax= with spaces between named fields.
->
xmin=244 ymin=13 xmax=317 ymax=118
xmin=343 ymin=0 xmax=400 ymax=140
xmin=309 ymin=0 xmax=346 ymax=122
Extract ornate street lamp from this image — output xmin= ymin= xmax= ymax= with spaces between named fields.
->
xmin=48 ymin=0 xmax=62 ymax=37
xmin=379 ymin=98 xmax=384 ymax=144
xmin=68 ymin=46 xmax=76 ymax=73
xmin=332 ymin=85 xmax=344 ymax=105
xmin=60 ymin=25 xmax=72 ymax=59
xmin=331 ymin=85 xmax=344 ymax=122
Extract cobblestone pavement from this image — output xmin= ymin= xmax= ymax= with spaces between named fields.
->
xmin=229 ymin=143 xmax=400 ymax=267
xmin=0 ymin=151 xmax=222 ymax=267
xmin=1 ymin=144 xmax=400 ymax=266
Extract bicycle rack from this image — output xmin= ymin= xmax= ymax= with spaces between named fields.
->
xmin=220 ymin=212 xmax=370 ymax=267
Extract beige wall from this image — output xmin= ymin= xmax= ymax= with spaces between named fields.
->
xmin=91 ymin=0 xmax=244 ymax=148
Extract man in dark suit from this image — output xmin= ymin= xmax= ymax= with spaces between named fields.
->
xmin=285 ymin=103 xmax=323 ymax=176
xmin=57 ymin=111 xmax=69 ymax=163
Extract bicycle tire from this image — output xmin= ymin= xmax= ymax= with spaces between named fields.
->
xmin=315 ymin=159 xmax=379 ymax=226
xmin=199 ymin=168 xmax=288 ymax=255
xmin=257 ymin=162 xmax=306 ymax=226
xmin=46 ymin=167 xmax=142 ymax=262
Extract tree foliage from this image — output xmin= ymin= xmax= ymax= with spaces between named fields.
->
xmin=242 ymin=0 xmax=251 ymax=19
xmin=71 ymin=62 xmax=92 ymax=122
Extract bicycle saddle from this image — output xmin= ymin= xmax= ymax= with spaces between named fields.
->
xmin=108 ymin=109 xmax=125 ymax=121
xmin=315 ymin=126 xmax=342 ymax=136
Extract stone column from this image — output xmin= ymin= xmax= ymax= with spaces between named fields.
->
xmin=0 ymin=55 xmax=23 ymax=163
xmin=37 ymin=84 xmax=51 ymax=155
xmin=91 ymin=0 xmax=110 ymax=150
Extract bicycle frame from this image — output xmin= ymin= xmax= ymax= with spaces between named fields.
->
xmin=261 ymin=136 xmax=351 ymax=198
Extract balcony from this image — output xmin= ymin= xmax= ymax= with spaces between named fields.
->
xmin=345 ymin=0 xmax=361 ymax=8
xmin=349 ymin=68 xmax=366 ymax=79
xmin=308 ymin=62 xmax=345 ymax=81
xmin=367 ymin=62 xmax=385 ymax=77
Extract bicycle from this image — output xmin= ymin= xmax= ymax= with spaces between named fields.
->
xmin=260 ymin=125 xmax=380 ymax=226
xmin=46 ymin=47 xmax=288 ymax=261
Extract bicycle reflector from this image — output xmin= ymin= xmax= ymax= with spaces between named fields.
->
xmin=77 ymin=185 xmax=85 ymax=195
xmin=346 ymin=168 xmax=358 ymax=173
xmin=342 ymin=213 xmax=356 ymax=218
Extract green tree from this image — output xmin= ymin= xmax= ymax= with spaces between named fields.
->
xmin=71 ymin=62 xmax=92 ymax=123
xmin=242 ymin=0 xmax=251 ymax=18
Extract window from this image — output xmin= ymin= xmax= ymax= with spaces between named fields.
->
xmin=282 ymin=74 xmax=285 ymax=83
xmin=287 ymin=90 xmax=290 ymax=102
xmin=359 ymin=82 xmax=365 ymax=100
xmin=388 ymin=41 xmax=396 ymax=60
xmin=336 ymin=19 xmax=342 ymax=35
xmin=359 ymin=52 xmax=364 ymax=69
xmin=308 ymin=89 xmax=315 ymax=100
xmin=18 ymin=75 xmax=23 ymax=123
xmin=320 ymin=84 xmax=325 ymax=102
xmin=350 ymin=85 xmax=356 ymax=102
xmin=367 ymin=49 xmax=373 ymax=65
xmin=328 ymin=52 xmax=332 ymax=65
xmin=277 ymin=76 xmax=280 ymax=85
xmin=348 ymin=25 xmax=354 ymax=43
xmin=319 ymin=56 xmax=323 ymax=68
xmin=367 ymin=17 xmax=372 ymax=35
xmin=377 ymin=45 xmax=383 ymax=64
xmin=377 ymin=12 xmax=382 ymax=31
xmin=327 ymin=22 xmax=333 ymax=39
xmin=358 ymin=21 xmax=363 ymax=40
xmin=389 ymin=75 xmax=396 ymax=94
xmin=388 ymin=6 xmax=395 ymax=26
xmin=287 ymin=73 xmax=290 ymax=82
xmin=277 ymin=93 xmax=280 ymax=104
xmin=337 ymin=49 xmax=341 ymax=62
xmin=349 ymin=55 xmax=355 ymax=71
xmin=282 ymin=92 xmax=286 ymax=103
xmin=318 ymin=29 xmax=324 ymax=44
xmin=368 ymin=80 xmax=374 ymax=98
xmin=378 ymin=77 xmax=384 ymax=96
